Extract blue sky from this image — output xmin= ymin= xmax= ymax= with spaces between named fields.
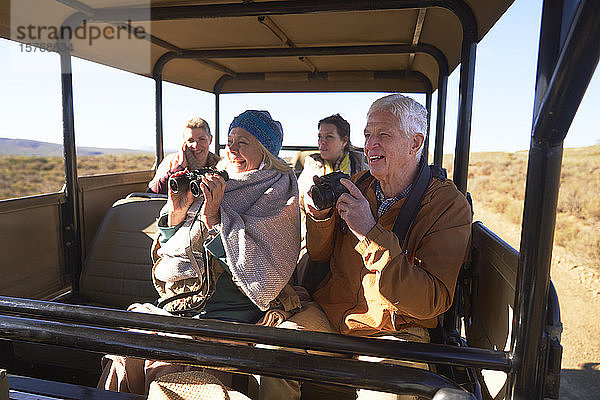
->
xmin=1 ymin=0 xmax=598 ymax=155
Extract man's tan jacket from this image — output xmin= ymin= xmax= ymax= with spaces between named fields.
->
xmin=307 ymin=170 xmax=472 ymax=336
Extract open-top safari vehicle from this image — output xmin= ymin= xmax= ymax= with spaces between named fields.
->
xmin=1 ymin=0 xmax=598 ymax=398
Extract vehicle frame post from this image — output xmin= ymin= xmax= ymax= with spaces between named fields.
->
xmin=215 ymin=92 xmax=220 ymax=156
xmin=509 ymin=0 xmax=600 ymax=398
xmin=424 ymin=92 xmax=432 ymax=163
xmin=154 ymin=75 xmax=164 ymax=165
xmin=59 ymin=47 xmax=82 ymax=291
xmin=58 ymin=13 xmax=86 ymax=292
xmin=434 ymin=73 xmax=448 ymax=166
xmin=453 ymin=39 xmax=477 ymax=194
xmin=511 ymin=141 xmax=563 ymax=399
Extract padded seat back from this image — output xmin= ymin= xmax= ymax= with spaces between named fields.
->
xmin=291 ymin=150 xmax=316 ymax=176
xmin=79 ymin=196 xmax=166 ymax=309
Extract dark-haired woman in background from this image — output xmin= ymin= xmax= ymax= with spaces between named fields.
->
xmin=296 ymin=114 xmax=367 ymax=288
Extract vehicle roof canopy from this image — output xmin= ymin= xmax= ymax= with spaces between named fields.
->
xmin=0 ymin=0 xmax=514 ymax=93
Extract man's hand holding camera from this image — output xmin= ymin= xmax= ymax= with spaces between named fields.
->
xmin=305 ymin=175 xmax=334 ymax=220
xmin=336 ymin=179 xmax=376 ymax=242
xmin=306 ymin=174 xmax=376 ymax=242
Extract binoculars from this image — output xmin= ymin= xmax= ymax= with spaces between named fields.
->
xmin=169 ymin=167 xmax=229 ymax=197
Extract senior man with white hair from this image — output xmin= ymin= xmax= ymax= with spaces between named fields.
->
xmin=261 ymin=94 xmax=472 ymax=400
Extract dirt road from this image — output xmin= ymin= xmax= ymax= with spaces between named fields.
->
xmin=474 ymin=206 xmax=600 ymax=399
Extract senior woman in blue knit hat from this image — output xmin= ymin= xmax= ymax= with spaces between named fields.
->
xmin=99 ymin=110 xmax=301 ymax=397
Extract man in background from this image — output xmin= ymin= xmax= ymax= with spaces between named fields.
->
xmin=148 ymin=117 xmax=220 ymax=194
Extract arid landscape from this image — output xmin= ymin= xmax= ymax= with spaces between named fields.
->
xmin=446 ymin=145 xmax=600 ymax=399
xmin=0 ymin=153 xmax=155 ymax=200
xmin=1 ymin=145 xmax=599 ymax=398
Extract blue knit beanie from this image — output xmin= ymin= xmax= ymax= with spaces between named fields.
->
xmin=228 ymin=110 xmax=283 ymax=157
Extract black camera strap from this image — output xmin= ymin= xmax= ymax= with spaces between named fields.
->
xmin=392 ymin=162 xmax=431 ymax=249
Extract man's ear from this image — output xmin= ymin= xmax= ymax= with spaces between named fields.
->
xmin=208 ymin=134 xmax=213 ymax=145
xmin=412 ymin=133 xmax=425 ymax=154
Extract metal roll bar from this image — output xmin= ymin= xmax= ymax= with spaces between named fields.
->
xmin=0 ymin=312 xmax=470 ymax=398
xmin=0 ymin=296 xmax=510 ymax=371
xmin=151 ymin=44 xmax=450 ymax=159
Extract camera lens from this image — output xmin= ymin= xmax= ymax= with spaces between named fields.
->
xmin=311 ymin=185 xmax=336 ymax=210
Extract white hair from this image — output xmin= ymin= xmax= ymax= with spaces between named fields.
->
xmin=367 ymin=94 xmax=428 ymax=161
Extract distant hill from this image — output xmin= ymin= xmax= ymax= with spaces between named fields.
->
xmin=0 ymin=138 xmax=152 ymax=156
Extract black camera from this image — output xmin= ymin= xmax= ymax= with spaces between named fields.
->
xmin=310 ymin=171 xmax=351 ymax=210
xmin=169 ymin=167 xmax=229 ymax=197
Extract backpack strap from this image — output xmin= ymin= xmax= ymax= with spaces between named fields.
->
xmin=392 ymin=163 xmax=446 ymax=249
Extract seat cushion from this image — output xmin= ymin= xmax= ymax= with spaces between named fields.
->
xmin=79 ymin=196 xmax=166 ymax=309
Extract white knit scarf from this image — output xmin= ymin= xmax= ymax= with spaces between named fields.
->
xmin=156 ymin=169 xmax=300 ymax=311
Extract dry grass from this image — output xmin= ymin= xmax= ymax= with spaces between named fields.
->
xmin=0 ymin=154 xmax=154 ymax=200
xmin=2 ymin=146 xmax=599 ymax=268
xmin=441 ymin=145 xmax=600 ymax=267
